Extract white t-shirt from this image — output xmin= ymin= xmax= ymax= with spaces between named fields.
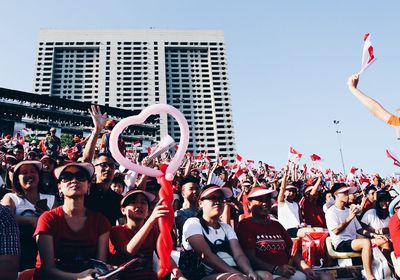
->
xmin=325 ymin=205 xmax=361 ymax=248
xmin=8 ymin=193 xmax=55 ymax=216
xmin=182 ymin=217 xmax=238 ymax=271
xmin=361 ymin=208 xmax=389 ymax=233
xmin=182 ymin=217 xmax=238 ymax=250
xmin=277 ymin=200 xmax=301 ymax=229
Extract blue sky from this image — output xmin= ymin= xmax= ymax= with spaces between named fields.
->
xmin=1 ymin=0 xmax=400 ymax=176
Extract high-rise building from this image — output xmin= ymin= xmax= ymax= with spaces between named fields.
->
xmin=33 ymin=29 xmax=236 ymax=160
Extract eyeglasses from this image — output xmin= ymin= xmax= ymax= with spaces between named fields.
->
xmin=203 ymin=196 xmax=226 ymax=203
xmin=95 ymin=162 xmax=116 ymax=169
xmin=59 ymin=171 xmax=89 ymax=182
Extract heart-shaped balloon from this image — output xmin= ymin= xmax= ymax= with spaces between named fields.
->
xmin=109 ymin=104 xmax=189 ymax=181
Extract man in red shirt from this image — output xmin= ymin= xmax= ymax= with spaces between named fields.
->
xmin=237 ymin=187 xmax=332 ymax=280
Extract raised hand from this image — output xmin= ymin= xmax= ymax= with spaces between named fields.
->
xmin=88 ymin=105 xmax=108 ymax=134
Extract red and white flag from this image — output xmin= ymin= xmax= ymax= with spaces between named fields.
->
xmin=358 ymin=33 xmax=376 ymax=75
xmin=235 ymin=154 xmax=243 ymax=163
xmin=310 ymin=154 xmax=321 ymax=162
xmin=288 ymin=146 xmax=302 ymax=164
xmin=133 ymin=140 xmax=141 ymax=147
xmin=386 ymin=149 xmax=400 ymax=167
xmin=346 ymin=166 xmax=358 ymax=182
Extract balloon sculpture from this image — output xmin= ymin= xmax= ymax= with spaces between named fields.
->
xmin=109 ymin=104 xmax=189 ymax=278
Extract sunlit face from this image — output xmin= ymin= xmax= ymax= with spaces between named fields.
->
xmin=367 ymin=189 xmax=376 ymax=202
xmin=336 ymin=191 xmax=349 ymax=203
xmin=199 ymin=191 xmax=225 ymax=218
xmin=248 ymin=195 xmax=272 ymax=217
xmin=94 ymin=155 xmax=116 ymax=184
xmin=110 ymin=182 xmax=124 ymax=194
xmin=41 ymin=158 xmax=55 ymax=172
xmin=121 ymin=193 xmax=150 ymax=221
xmin=181 ymin=182 xmax=200 ymax=204
xmin=18 ymin=164 xmax=39 ymax=191
xmin=285 ymin=189 xmax=296 ymax=201
xmin=58 ymin=166 xmax=90 ymax=198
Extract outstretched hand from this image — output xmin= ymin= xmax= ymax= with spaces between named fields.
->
xmin=88 ymin=105 xmax=108 ymax=134
xmin=347 ymin=74 xmax=359 ymax=89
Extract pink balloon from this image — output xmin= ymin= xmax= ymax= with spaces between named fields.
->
xmin=109 ymin=104 xmax=189 ymax=181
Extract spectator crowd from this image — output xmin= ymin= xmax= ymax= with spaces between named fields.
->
xmin=1 ymin=104 xmax=400 ymax=280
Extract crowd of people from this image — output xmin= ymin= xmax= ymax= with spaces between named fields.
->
xmin=0 ymin=102 xmax=400 ymax=280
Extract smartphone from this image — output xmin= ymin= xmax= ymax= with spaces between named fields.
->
xmin=90 ymin=259 xmax=109 ymax=275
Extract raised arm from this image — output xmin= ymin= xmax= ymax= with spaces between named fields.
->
xmin=82 ymin=105 xmax=107 ymax=163
xmin=277 ymin=166 xmax=288 ymax=205
xmin=347 ymin=74 xmax=392 ymax=123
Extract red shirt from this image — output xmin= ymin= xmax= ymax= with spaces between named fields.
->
xmin=108 ymin=224 xmax=159 ymax=280
xmin=302 ymin=198 xmax=326 ymax=228
xmin=389 ymin=213 xmax=400 ymax=258
xmin=237 ymin=217 xmax=292 ymax=266
xmin=241 ymin=193 xmax=250 ymax=218
xmin=34 ymin=206 xmax=110 ymax=273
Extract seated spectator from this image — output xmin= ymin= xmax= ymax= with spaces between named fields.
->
xmin=237 ymin=180 xmax=252 ymax=218
xmin=325 ymin=183 xmax=375 ymax=280
xmin=0 ymin=160 xmax=56 ymax=271
xmin=238 ymin=187 xmax=332 ymax=280
xmin=33 ymin=162 xmax=110 ymax=279
xmin=39 ymin=155 xmax=58 ymax=196
xmin=277 ymin=166 xmax=315 ymax=238
xmin=109 ymin=189 xmax=185 ymax=280
xmin=13 ymin=144 xmax=25 ymax=163
xmin=359 ymin=190 xmax=392 ymax=262
xmin=0 ymin=204 xmax=20 ymax=280
xmin=181 ymin=184 xmax=272 ymax=280
xmin=175 ymin=176 xmax=200 ymax=243
xmin=360 ymin=185 xmax=377 ymax=217
xmin=301 ymin=173 xmax=327 ymax=228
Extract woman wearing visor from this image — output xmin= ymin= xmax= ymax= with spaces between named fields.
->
xmin=181 ymin=184 xmax=272 ymax=280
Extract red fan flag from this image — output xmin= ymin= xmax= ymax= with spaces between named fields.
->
xmin=358 ymin=33 xmax=376 ymax=75
xmin=235 ymin=154 xmax=243 ymax=162
xmin=310 ymin=154 xmax=321 ymax=162
xmin=133 ymin=140 xmax=141 ymax=147
xmin=386 ymin=149 xmax=400 ymax=167
xmin=349 ymin=166 xmax=358 ymax=174
xmin=247 ymin=159 xmax=255 ymax=164
xmin=194 ymin=155 xmax=203 ymax=162
xmin=221 ymin=160 xmax=227 ymax=167
xmin=175 ymin=145 xmax=179 ymax=151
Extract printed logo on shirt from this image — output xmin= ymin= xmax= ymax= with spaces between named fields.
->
xmin=256 ymin=234 xmax=287 ymax=252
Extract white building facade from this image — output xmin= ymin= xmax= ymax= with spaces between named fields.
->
xmin=33 ymin=29 xmax=236 ymax=160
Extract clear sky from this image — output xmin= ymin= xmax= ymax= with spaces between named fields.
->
xmin=1 ymin=0 xmax=400 ymax=176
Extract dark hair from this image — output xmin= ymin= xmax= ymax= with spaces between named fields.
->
xmin=179 ymin=175 xmax=200 ymax=189
xmin=213 ymin=166 xmax=227 ymax=177
xmin=375 ymin=190 xmax=391 ymax=220
xmin=12 ymin=164 xmax=41 ymax=197
xmin=364 ymin=184 xmax=377 ymax=195
xmin=94 ymin=152 xmax=116 ymax=162
xmin=111 ymin=174 xmax=125 ymax=186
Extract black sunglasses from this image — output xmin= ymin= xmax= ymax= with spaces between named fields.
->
xmin=95 ymin=162 xmax=116 ymax=169
xmin=203 ymin=196 xmax=226 ymax=202
xmin=59 ymin=171 xmax=89 ymax=182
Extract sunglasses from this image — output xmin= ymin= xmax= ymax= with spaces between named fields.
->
xmin=59 ymin=171 xmax=89 ymax=182
xmin=203 ymin=196 xmax=226 ymax=202
xmin=95 ymin=162 xmax=116 ymax=169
